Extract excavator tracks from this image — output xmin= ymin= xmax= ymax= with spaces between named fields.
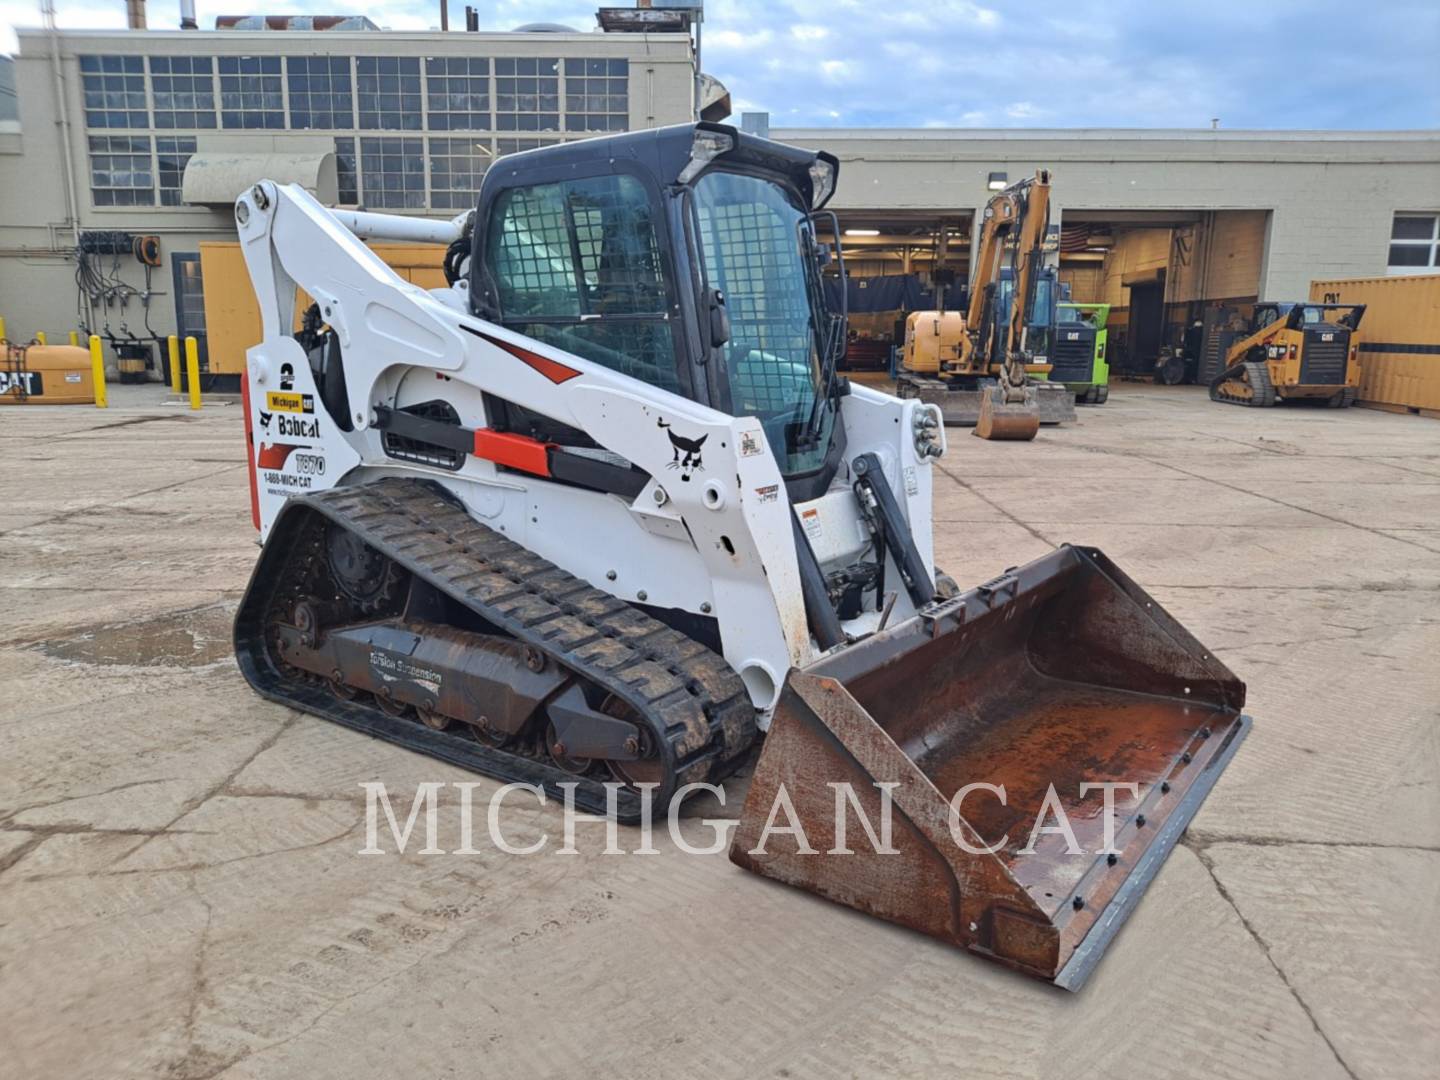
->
xmin=1209 ymin=359 xmax=1277 ymax=407
xmin=234 ymin=477 xmax=756 ymax=822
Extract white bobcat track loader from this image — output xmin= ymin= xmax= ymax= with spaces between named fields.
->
xmin=232 ymin=122 xmax=1249 ymax=989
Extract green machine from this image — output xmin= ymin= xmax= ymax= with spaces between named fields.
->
xmin=1054 ymin=301 xmax=1111 ymax=404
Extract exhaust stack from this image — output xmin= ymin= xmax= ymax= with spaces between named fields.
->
xmin=179 ymin=0 xmax=197 ymax=29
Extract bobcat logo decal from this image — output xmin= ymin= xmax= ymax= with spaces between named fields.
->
xmin=658 ymin=418 xmax=707 ymax=482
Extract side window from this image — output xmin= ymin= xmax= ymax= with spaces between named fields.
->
xmin=487 ymin=174 xmax=681 ymax=393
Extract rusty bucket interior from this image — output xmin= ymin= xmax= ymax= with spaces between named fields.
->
xmin=731 ymin=545 xmax=1249 ymax=990
xmin=974 ymin=383 xmax=1041 ymax=440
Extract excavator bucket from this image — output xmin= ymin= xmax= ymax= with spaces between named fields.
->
xmin=730 ymin=545 xmax=1249 ymax=990
xmin=975 ymin=382 xmax=1041 ymax=440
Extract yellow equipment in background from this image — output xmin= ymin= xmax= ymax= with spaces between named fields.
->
xmin=896 ymin=170 xmax=1071 ymax=437
xmin=200 ymin=241 xmax=448 ymax=377
xmin=0 ymin=343 xmax=98 ymax=405
xmin=1309 ymin=274 xmax=1440 ymax=414
xmin=899 ymin=309 xmax=966 ymax=374
xmin=1209 ymin=302 xmax=1364 ymax=408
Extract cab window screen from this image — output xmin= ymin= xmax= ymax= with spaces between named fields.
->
xmin=487 ymin=174 xmax=679 ymax=392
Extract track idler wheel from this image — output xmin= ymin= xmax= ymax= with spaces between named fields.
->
xmin=601 ymin=696 xmax=664 ymax=790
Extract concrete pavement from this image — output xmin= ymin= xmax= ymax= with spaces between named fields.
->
xmin=1 ymin=383 xmax=1435 ymax=1079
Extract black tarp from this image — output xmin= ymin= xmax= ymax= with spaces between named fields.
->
xmin=825 ymin=274 xmax=968 ymax=314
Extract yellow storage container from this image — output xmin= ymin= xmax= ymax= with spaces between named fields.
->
xmin=1308 ymin=274 xmax=1440 ymax=413
xmin=0 ymin=344 xmax=96 ymax=405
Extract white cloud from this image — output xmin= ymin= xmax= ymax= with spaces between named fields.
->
xmin=1005 ymin=101 xmax=1038 ymax=119
xmin=708 ymin=28 xmax=774 ymax=50
xmin=790 ymin=24 xmax=829 ymax=42
xmin=819 ymin=59 xmax=852 ymax=81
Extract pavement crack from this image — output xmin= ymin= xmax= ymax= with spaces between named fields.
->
xmin=0 ymin=777 xmax=181 ymax=826
xmin=108 ymin=714 xmax=301 ymax=868
xmin=0 ymin=463 xmax=245 ymax=539
xmin=1184 ymin=837 xmax=1362 ymax=1080
xmin=935 ymin=464 xmax=1058 ymax=547
xmin=0 ymin=833 xmax=49 ymax=877
xmin=1187 ymin=832 xmax=1440 ymax=854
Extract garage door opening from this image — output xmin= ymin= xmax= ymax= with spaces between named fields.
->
xmin=1058 ymin=209 xmax=1270 ymax=384
xmin=818 ymin=210 xmax=973 ymax=373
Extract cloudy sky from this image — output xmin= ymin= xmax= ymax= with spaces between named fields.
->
xmin=3 ymin=0 xmax=1437 ymax=129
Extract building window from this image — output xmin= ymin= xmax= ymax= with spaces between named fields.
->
xmin=89 ymin=135 xmax=154 ymax=206
xmin=495 ymin=138 xmax=551 ymax=157
xmin=429 ymin=137 xmax=489 ymax=210
xmin=149 ymin=56 xmax=216 ymax=129
xmin=564 ymin=58 xmax=628 ymax=132
xmin=156 ymin=136 xmax=196 ymax=206
xmin=359 ymin=136 xmax=424 ymax=209
xmin=288 ymin=56 xmax=353 ymax=130
xmin=495 ymin=57 xmax=559 ymax=132
xmin=425 ymin=56 xmax=490 ymax=131
xmin=1388 ymin=214 xmax=1439 ymax=273
xmin=335 ymin=137 xmax=358 ymax=204
xmin=357 ymin=57 xmax=422 ymax=130
xmin=218 ymin=56 xmax=284 ymax=129
xmin=80 ymin=55 xmax=147 ymax=129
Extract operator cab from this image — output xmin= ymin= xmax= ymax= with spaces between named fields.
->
xmin=467 ymin=123 xmax=848 ymax=499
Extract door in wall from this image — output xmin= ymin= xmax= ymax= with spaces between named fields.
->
xmin=171 ymin=253 xmax=211 ymax=372
xmin=1125 ymin=279 xmax=1165 ymax=374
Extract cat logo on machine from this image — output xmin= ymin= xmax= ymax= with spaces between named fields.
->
xmin=265 ymin=390 xmax=315 ymax=414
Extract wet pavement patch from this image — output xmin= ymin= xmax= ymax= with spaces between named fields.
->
xmin=40 ymin=606 xmax=234 ymax=668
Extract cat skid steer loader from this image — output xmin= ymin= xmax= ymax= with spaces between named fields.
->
xmin=233 ymin=123 xmax=1249 ymax=990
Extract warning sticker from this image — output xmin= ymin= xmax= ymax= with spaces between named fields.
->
xmin=801 ymin=507 xmax=823 ymax=541
xmin=903 ymin=466 xmax=918 ymax=496
xmin=739 ymin=430 xmax=764 ymax=457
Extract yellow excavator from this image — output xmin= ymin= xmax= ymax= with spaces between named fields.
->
xmin=896 ymin=169 xmax=1074 ymax=439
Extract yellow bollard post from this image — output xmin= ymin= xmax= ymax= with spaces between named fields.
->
xmin=0 ymin=316 xmax=7 ymax=342
xmin=35 ymin=330 xmax=47 ymax=345
xmin=69 ymin=330 xmax=80 ymax=347
xmin=89 ymin=335 xmax=108 ymax=408
xmin=167 ymin=335 xmax=182 ymax=393
xmin=185 ymin=335 xmax=202 ymax=410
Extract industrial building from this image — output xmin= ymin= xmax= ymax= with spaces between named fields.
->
xmin=0 ymin=16 xmax=1437 ymax=383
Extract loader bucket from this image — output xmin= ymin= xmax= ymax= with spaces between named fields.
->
xmin=975 ymin=382 xmax=1041 ymax=440
xmin=730 ymin=545 xmax=1249 ymax=990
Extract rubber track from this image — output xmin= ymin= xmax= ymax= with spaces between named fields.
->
xmin=1210 ymin=359 xmax=1276 ymax=407
xmin=234 ymin=477 xmax=756 ymax=822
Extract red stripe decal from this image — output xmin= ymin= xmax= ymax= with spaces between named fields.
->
xmin=480 ymin=332 xmax=582 ymax=384
xmin=256 ymin=442 xmax=300 ymax=470
xmin=473 ymin=428 xmax=553 ymax=476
